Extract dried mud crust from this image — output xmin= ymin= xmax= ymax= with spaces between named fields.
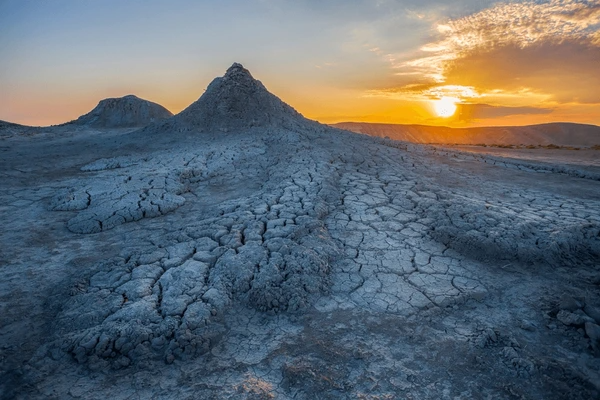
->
xmin=322 ymin=137 xmax=599 ymax=312
xmin=16 ymin=128 xmax=597 ymax=400
xmin=2 ymin=64 xmax=600 ymax=398
xmin=36 ymin=129 xmax=342 ymax=368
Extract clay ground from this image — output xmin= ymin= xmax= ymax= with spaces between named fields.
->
xmin=1 ymin=125 xmax=599 ymax=399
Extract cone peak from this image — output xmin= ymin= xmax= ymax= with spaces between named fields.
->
xmin=169 ymin=63 xmax=306 ymax=132
xmin=224 ymin=62 xmax=254 ymax=81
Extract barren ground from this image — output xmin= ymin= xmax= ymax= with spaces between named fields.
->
xmin=1 ymin=124 xmax=599 ymax=399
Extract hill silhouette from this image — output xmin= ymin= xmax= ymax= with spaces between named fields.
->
xmin=333 ymin=122 xmax=600 ymax=147
xmin=68 ymin=94 xmax=173 ymax=128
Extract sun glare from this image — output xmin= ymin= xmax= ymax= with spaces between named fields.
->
xmin=433 ymin=97 xmax=458 ymax=118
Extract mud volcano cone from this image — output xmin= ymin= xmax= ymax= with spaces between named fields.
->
xmin=173 ymin=63 xmax=307 ymax=132
xmin=70 ymin=94 xmax=173 ymax=128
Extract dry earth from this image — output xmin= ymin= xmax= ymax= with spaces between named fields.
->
xmin=1 ymin=64 xmax=600 ymax=399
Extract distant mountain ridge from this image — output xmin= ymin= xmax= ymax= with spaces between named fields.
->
xmin=332 ymin=122 xmax=600 ymax=147
xmin=67 ymin=94 xmax=173 ymax=128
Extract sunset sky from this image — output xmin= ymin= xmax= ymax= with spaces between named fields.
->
xmin=1 ymin=0 xmax=599 ymax=127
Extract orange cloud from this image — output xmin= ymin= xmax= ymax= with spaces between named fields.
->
xmin=371 ymin=0 xmax=600 ymax=109
xmin=444 ymin=40 xmax=600 ymax=104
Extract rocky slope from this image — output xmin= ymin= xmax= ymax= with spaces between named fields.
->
xmin=334 ymin=122 xmax=600 ymax=147
xmin=68 ymin=94 xmax=173 ymax=128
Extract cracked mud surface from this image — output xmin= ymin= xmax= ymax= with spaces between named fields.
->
xmin=0 ymin=64 xmax=600 ymax=399
xmin=2 ymin=123 xmax=600 ymax=397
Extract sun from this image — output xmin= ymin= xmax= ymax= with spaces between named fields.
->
xmin=433 ymin=96 xmax=458 ymax=118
